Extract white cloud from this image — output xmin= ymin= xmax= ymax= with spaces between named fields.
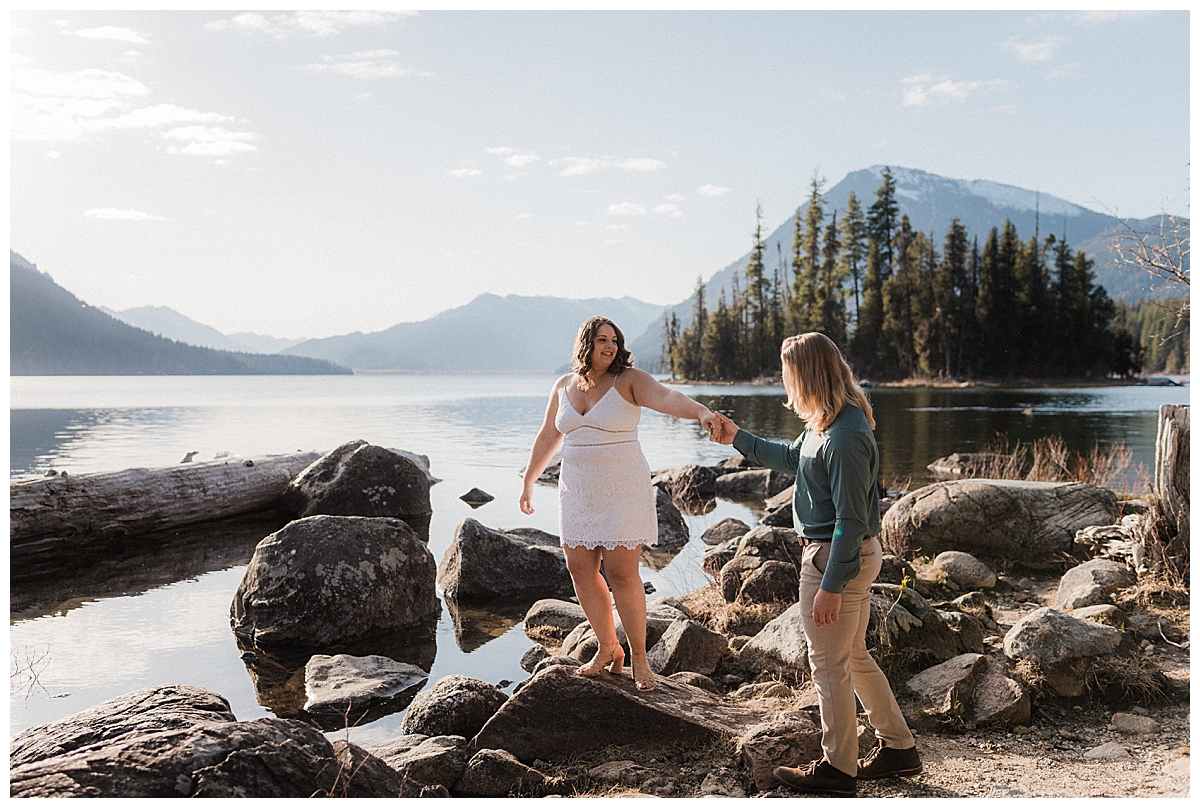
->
xmin=84 ymin=208 xmax=165 ymax=221
xmin=46 ymin=150 xmax=60 ymax=159
xmin=606 ymin=202 xmax=647 ymax=216
xmin=664 ymin=193 xmax=687 ymax=202
xmin=557 ymin=157 xmax=603 ymax=176
xmin=303 ymin=49 xmax=418 ymax=79
xmin=505 ymin=153 xmax=540 ymax=168
xmin=575 ymin=220 xmax=629 ymax=232
xmin=1004 ymin=36 xmax=1066 ymax=62
xmin=72 ymin=27 xmax=149 ymax=44
xmin=901 ymin=74 xmax=1007 ymax=107
xmin=517 ymin=213 xmax=532 ymax=219
xmin=11 ymin=26 xmax=32 ymax=37
xmin=653 ymin=203 xmax=683 ymax=219
xmin=12 ymin=66 xmax=148 ymax=99
xmin=163 ymin=126 xmax=259 ymax=157
xmin=485 ymin=146 xmax=515 ymax=154
xmin=614 ymin=157 xmax=667 ymax=172
xmin=696 ymin=184 xmax=731 ymax=197
xmin=83 ymin=103 xmax=232 ymax=131
xmin=205 ymin=10 xmax=414 ymax=39
xmin=448 ymin=168 xmax=482 ymax=178
xmin=871 ymin=140 xmax=887 ymax=148
xmin=11 ymin=93 xmax=126 ymax=140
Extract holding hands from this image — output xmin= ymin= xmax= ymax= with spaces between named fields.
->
xmin=704 ymin=411 xmax=739 ymax=444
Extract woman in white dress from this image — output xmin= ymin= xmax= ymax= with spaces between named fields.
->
xmin=520 ymin=316 xmax=718 ymax=691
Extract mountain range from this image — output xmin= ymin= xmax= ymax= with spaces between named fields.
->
xmin=17 ymin=166 xmax=1185 ymax=375
xmin=99 ymin=305 xmax=305 ymax=355
xmin=280 ymin=294 xmax=667 ymax=371
xmin=10 ymin=252 xmax=349 ymax=376
xmin=626 ymin=165 xmax=1184 ymax=367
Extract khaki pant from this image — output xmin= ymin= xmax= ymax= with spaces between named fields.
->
xmin=800 ymin=534 xmax=915 ymax=776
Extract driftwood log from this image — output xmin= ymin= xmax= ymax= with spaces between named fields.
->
xmin=10 ymin=452 xmax=321 ymax=560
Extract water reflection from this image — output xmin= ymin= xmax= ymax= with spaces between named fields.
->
xmin=10 ymin=511 xmax=288 ymax=620
xmin=443 ymin=596 xmax=535 ymax=653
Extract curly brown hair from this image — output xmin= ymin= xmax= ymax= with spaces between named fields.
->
xmin=571 ymin=316 xmax=633 ymax=390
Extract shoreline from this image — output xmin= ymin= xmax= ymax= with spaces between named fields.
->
xmin=665 ymin=374 xmax=1189 ymax=389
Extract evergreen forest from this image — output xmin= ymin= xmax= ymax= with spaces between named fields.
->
xmin=662 ymin=167 xmax=1187 ymax=382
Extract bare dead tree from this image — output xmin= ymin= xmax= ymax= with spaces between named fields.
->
xmin=1108 ymin=211 xmax=1190 ymax=320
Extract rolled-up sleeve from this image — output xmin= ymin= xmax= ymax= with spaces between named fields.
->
xmin=820 ymin=431 xmax=873 ymax=594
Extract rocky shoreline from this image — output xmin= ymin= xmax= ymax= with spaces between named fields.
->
xmin=10 ymin=436 xmax=1190 ymax=798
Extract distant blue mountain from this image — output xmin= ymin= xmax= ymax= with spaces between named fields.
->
xmin=10 ymin=252 xmax=349 ymax=376
xmin=629 ymin=165 xmax=1187 ymax=369
xmin=100 ymin=304 xmax=305 ymax=354
xmin=283 ymin=293 xmax=667 ymax=371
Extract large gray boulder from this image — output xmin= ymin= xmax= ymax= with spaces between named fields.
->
xmin=870 ymin=583 xmax=984 ymax=665
xmin=454 ymin=749 xmax=547 ymax=797
xmin=523 ymin=598 xmax=587 ymax=642
xmin=736 ymin=601 xmax=810 ymax=681
xmin=559 ymin=600 xmax=685 ymax=662
xmin=1056 ymin=558 xmax=1137 ymax=611
xmin=737 ymin=713 xmax=823 ymax=792
xmin=363 ymin=734 xmax=468 ymax=791
xmin=736 ymin=524 xmax=804 ymax=565
xmin=10 ymin=684 xmax=236 ymax=769
xmin=280 ymin=440 xmax=433 ymax=538
xmin=646 ymin=618 xmax=729 ymax=676
xmin=9 ymin=685 xmax=404 ymax=798
xmin=302 ymin=654 xmax=428 ymax=729
xmin=881 ymin=480 xmax=1119 ymax=560
xmin=700 ymin=517 xmax=751 ymax=546
xmin=715 ymin=469 xmax=795 ymax=500
xmin=401 ymin=675 xmax=508 ymax=739
xmin=437 ymin=518 xmax=573 ymax=600
xmin=905 ymin=653 xmax=1029 ymax=727
xmin=1003 ymin=607 xmax=1128 ymax=696
xmin=655 ymin=486 xmax=689 ymax=546
xmin=933 ymin=551 xmax=997 ymax=590
xmin=652 ymin=464 xmax=720 ymax=501
xmin=737 ymin=560 xmax=799 ymax=606
xmin=231 ymin=515 xmax=439 ymax=649
xmin=471 ymin=663 xmax=764 ymax=763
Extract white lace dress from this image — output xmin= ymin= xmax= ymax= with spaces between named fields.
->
xmin=555 ymin=385 xmax=657 ymax=550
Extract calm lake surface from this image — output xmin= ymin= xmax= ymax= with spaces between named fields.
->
xmin=9 ymin=373 xmax=1189 ymax=742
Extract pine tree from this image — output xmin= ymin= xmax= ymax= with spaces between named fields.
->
xmin=671 ymin=278 xmax=708 ymax=380
xmin=840 ymin=191 xmax=867 ymax=328
xmin=744 ymin=204 xmax=771 ymax=376
xmin=937 ymin=219 xmax=970 ymax=376
xmin=661 ymin=312 xmax=680 ymax=378
xmin=977 ymin=223 xmax=1020 ymax=376
xmin=867 ymin=167 xmax=899 ymax=280
xmin=791 ymin=178 xmax=824 ymax=332
xmin=880 ymin=215 xmax=916 ymax=376
xmin=850 ymin=236 xmax=885 ymax=376
xmin=705 ymin=288 xmax=741 ymax=380
xmin=813 ymin=211 xmax=848 ymax=346
xmin=910 ymin=231 xmax=943 ymax=377
xmin=1014 ymin=233 xmax=1052 ymax=373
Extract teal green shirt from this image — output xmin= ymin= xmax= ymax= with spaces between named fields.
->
xmin=731 ymin=403 xmax=881 ymax=594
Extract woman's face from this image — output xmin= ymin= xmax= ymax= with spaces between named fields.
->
xmin=592 ymin=324 xmax=619 ymax=372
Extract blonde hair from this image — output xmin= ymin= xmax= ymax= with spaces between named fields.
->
xmin=780 ymin=332 xmax=875 ymax=433
xmin=571 ymin=316 xmax=633 ymax=390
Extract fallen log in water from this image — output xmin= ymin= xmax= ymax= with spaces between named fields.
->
xmin=10 ymin=452 xmax=321 ymax=561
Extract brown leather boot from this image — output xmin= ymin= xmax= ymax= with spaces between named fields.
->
xmin=856 ymin=740 xmax=923 ymax=779
xmin=773 ymin=759 xmax=857 ymax=796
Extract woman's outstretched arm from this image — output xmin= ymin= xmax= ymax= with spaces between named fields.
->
xmin=625 ymin=368 xmax=716 ymax=432
xmin=520 ymin=376 xmax=568 ymax=514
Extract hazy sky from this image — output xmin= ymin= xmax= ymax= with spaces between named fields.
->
xmin=10 ymin=9 xmax=1190 ymax=339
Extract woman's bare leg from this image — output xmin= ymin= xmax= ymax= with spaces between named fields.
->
xmin=563 ymin=545 xmax=622 ymax=670
xmin=602 ymin=546 xmax=653 ymax=689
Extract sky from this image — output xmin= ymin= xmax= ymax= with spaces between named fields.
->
xmin=9 ymin=9 xmax=1191 ymax=340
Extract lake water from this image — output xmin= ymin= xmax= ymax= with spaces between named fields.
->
xmin=9 ymin=373 xmax=1189 ymax=743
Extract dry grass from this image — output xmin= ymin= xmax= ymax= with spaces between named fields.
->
xmin=1081 ymin=655 xmax=1171 ymax=706
xmin=975 ymin=432 xmax=1134 ymax=490
xmin=677 ymin=582 xmax=790 ymax=637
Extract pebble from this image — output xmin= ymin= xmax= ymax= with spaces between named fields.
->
xmin=1110 ymin=713 xmax=1161 ymax=735
xmin=1084 ymin=741 xmax=1130 ymax=760
xmin=1132 ymin=706 xmax=1149 ymax=716
xmin=1058 ymin=729 xmax=1080 ymax=741
xmin=1012 ymin=726 xmax=1031 ymax=735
